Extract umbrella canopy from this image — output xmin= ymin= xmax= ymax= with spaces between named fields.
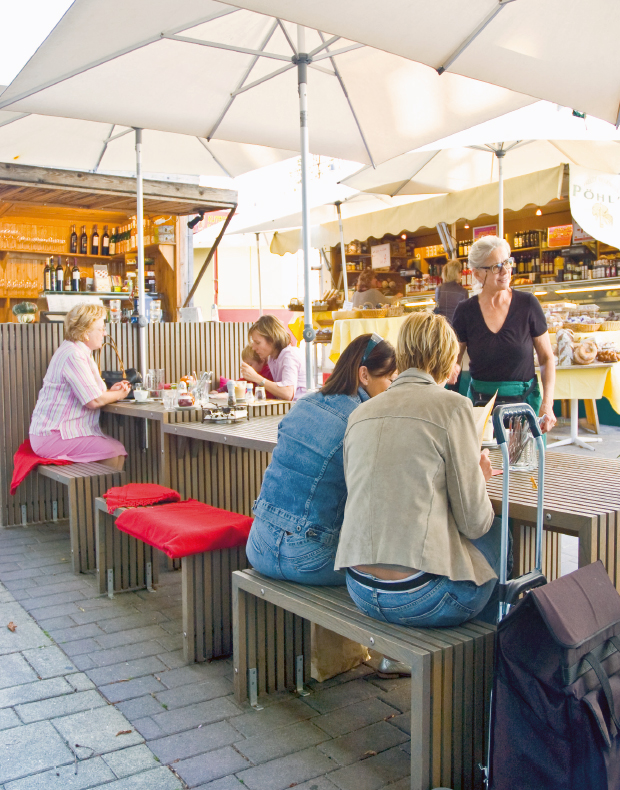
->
xmin=231 ymin=0 xmax=620 ymax=126
xmin=0 ymin=92 xmax=296 ymax=178
xmin=0 ymin=0 xmax=537 ymax=387
xmin=342 ymin=103 xmax=620 ymax=197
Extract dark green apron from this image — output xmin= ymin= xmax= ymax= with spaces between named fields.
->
xmin=467 ymin=376 xmax=542 ymax=417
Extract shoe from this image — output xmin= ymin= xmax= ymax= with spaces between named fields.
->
xmin=377 ymin=657 xmax=412 ymax=679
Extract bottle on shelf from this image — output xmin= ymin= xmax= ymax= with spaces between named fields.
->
xmin=91 ymin=225 xmax=99 ymax=256
xmin=71 ymin=259 xmax=80 ymax=291
xmin=109 ymin=228 xmax=117 ymax=256
xmin=43 ymin=257 xmax=52 ymax=291
xmin=64 ymin=258 xmax=72 ymax=290
xmin=102 ymin=225 xmax=109 ymax=256
xmin=79 ymin=226 xmax=88 ymax=255
xmin=69 ymin=225 xmax=78 ymax=255
xmin=55 ymin=258 xmax=64 ymax=292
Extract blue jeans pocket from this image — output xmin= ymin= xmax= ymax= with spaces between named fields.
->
xmin=291 ymin=545 xmax=336 ymax=574
xmin=394 ymin=592 xmax=475 ymax=627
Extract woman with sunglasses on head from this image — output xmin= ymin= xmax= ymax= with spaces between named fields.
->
xmin=246 ymin=333 xmax=397 ymax=588
xmin=451 ymin=236 xmax=556 ymax=431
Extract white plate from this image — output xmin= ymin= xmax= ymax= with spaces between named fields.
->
xmin=176 ymin=404 xmax=197 ymax=410
xmin=133 ymin=397 xmax=156 ymax=404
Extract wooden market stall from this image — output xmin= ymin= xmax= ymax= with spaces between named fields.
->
xmin=0 ymin=163 xmax=236 ymax=323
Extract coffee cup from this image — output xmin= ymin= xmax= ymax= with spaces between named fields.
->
xmin=234 ymin=381 xmax=245 ymax=400
xmin=134 ymin=388 xmax=148 ymax=402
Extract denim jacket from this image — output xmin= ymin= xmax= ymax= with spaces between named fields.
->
xmin=253 ymin=388 xmax=369 ymax=548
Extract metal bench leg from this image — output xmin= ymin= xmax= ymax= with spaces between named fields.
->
xmin=295 ymin=655 xmax=310 ymax=697
xmin=146 ymin=561 xmax=154 ymax=592
xmin=248 ymin=667 xmax=263 ymax=710
xmin=107 ymin=569 xmax=114 ymax=599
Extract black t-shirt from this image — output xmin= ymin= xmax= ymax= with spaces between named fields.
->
xmin=452 ymin=290 xmax=548 ymax=382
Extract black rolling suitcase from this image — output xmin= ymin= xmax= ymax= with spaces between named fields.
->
xmin=487 ymin=406 xmax=620 ymax=789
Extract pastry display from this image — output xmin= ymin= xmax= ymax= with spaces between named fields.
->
xmin=573 ymin=338 xmax=598 ymax=365
xmin=597 ymin=348 xmax=620 ymax=362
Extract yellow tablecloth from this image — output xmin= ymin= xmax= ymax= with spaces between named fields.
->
xmin=543 ymin=363 xmax=620 ymax=413
xmin=330 ymin=317 xmax=408 ymax=363
xmin=289 ymin=312 xmax=334 ymax=343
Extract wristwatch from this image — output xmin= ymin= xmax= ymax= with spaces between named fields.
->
xmin=260 ymin=378 xmax=266 ymax=387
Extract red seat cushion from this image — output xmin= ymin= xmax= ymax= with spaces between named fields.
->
xmin=11 ymin=439 xmax=72 ymax=495
xmin=103 ymin=483 xmax=181 ymax=514
xmin=115 ymin=499 xmax=253 ymax=558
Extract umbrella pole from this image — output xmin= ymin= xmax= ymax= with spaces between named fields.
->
xmin=256 ymin=232 xmax=263 ymax=317
xmin=496 ymin=149 xmax=506 ymax=240
xmin=295 ymin=28 xmax=315 ymax=390
xmin=335 ymin=201 xmax=349 ymax=302
xmin=135 ymin=127 xmax=147 ymax=379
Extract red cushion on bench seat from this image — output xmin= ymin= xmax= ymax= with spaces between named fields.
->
xmin=10 ymin=439 xmax=72 ymax=495
xmin=115 ymin=499 xmax=253 ymax=558
xmin=103 ymin=483 xmax=181 ymax=514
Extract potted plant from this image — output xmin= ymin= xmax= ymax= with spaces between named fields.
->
xmin=12 ymin=302 xmax=38 ymax=323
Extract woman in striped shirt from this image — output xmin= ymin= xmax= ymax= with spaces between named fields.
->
xmin=29 ymin=304 xmax=130 ymax=470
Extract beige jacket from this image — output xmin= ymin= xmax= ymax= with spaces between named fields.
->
xmin=335 ymin=368 xmax=496 ymax=585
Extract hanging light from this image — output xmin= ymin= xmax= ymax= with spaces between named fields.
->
xmin=536 ymin=208 xmax=542 ymax=216
xmin=401 ymin=234 xmax=407 ymax=240
xmin=464 ymin=224 xmax=470 ymax=229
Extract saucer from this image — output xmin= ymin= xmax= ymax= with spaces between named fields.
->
xmin=133 ymin=397 xmax=155 ymax=404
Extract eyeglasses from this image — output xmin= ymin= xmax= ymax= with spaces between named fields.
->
xmin=478 ymin=257 xmax=514 ymax=275
xmin=360 ymin=333 xmax=383 ymax=366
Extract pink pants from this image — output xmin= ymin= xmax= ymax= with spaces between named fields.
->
xmin=30 ymin=431 xmax=127 ymax=463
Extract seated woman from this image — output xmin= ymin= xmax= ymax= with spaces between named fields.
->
xmin=245 ymin=333 xmax=397 ymax=586
xmin=241 ymin=315 xmax=306 ymax=401
xmin=213 ymin=345 xmax=275 ymax=397
xmin=336 ymin=311 xmax=500 ymax=628
xmin=29 ymin=303 xmax=131 ymax=470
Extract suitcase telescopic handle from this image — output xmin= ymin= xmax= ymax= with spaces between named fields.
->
xmin=492 ymin=402 xmax=542 ymax=444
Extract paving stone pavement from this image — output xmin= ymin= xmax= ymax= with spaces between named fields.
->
xmin=0 ymin=523 xmax=413 ymax=789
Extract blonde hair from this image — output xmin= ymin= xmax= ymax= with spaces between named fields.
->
xmin=442 ymin=259 xmax=462 ymax=283
xmin=249 ymin=315 xmax=291 ymax=355
xmin=242 ymin=345 xmax=262 ymax=365
xmin=396 ymin=310 xmax=458 ymax=384
xmin=64 ymin=303 xmax=107 ymax=342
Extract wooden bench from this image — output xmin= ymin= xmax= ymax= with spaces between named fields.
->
xmin=38 ymin=463 xmax=125 ymax=574
xmin=233 ymin=569 xmax=495 ymax=790
xmin=94 ymin=496 xmax=247 ymax=664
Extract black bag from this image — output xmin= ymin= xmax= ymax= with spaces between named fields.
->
xmin=96 ymin=337 xmax=142 ymax=400
xmin=490 ymin=560 xmax=620 ymax=790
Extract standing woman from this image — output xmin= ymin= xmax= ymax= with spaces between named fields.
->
xmin=451 ymin=236 xmax=556 ymax=432
xmin=29 ymin=303 xmax=130 ymax=469
xmin=245 ymin=333 xmax=397 ymax=586
xmin=434 ymin=259 xmax=468 ymax=325
xmin=241 ymin=315 xmax=306 ymax=401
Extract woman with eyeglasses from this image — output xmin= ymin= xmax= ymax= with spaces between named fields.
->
xmin=246 ymin=333 xmax=397 ymax=587
xmin=451 ymin=236 xmax=556 ymax=431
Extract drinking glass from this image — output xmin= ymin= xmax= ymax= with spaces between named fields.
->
xmin=162 ymin=390 xmax=176 ymax=410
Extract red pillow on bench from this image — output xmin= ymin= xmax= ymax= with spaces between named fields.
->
xmin=103 ymin=483 xmax=181 ymax=514
xmin=115 ymin=499 xmax=253 ymax=559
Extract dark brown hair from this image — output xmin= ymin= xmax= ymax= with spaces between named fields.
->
xmin=322 ymin=334 xmax=396 ymax=396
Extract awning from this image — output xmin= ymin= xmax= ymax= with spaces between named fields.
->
xmin=270 ymin=164 xmax=564 ymax=254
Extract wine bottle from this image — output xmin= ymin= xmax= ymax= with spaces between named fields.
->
xmin=71 ymin=259 xmax=80 ymax=291
xmin=80 ymin=226 xmax=88 ymax=255
xmin=102 ymin=225 xmax=109 ymax=256
xmin=69 ymin=225 xmax=78 ymax=255
xmin=49 ymin=259 xmax=57 ymax=292
xmin=43 ymin=258 xmax=52 ymax=291
xmin=109 ymin=228 xmax=116 ymax=256
xmin=91 ymin=225 xmax=99 ymax=256
xmin=55 ymin=259 xmax=64 ymax=291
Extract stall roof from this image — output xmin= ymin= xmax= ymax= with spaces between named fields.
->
xmin=0 ymin=162 xmax=237 ymax=217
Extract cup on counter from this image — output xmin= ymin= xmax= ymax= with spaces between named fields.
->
xmin=162 ymin=390 xmax=176 ymax=410
xmin=234 ymin=381 xmax=246 ymax=401
xmin=133 ymin=384 xmax=148 ymax=402
xmin=255 ymin=386 xmax=266 ymax=401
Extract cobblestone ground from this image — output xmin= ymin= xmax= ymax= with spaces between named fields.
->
xmin=0 ymin=524 xmax=412 ymax=790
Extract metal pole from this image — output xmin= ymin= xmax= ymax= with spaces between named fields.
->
xmin=295 ymin=27 xmax=315 ymax=390
xmin=256 ymin=232 xmax=263 ymax=316
xmin=335 ymin=201 xmax=349 ymax=301
xmin=496 ymin=149 xmax=506 ymax=240
xmin=135 ymin=128 xmax=147 ymax=378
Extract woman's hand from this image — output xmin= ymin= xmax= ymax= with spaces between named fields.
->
xmin=240 ymin=361 xmax=262 ymax=384
xmin=479 ymin=449 xmax=493 ymax=482
xmin=111 ymin=380 xmax=131 ymax=401
xmin=447 ymin=363 xmax=461 ymax=385
xmin=538 ymin=401 xmax=557 ymax=434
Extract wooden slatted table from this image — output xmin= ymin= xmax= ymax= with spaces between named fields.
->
xmin=486 ymin=450 xmax=620 ymax=588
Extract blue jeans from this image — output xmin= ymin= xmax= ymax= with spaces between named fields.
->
xmin=346 ymin=517 xmax=505 ymax=628
xmin=246 ymin=517 xmax=346 ymax=586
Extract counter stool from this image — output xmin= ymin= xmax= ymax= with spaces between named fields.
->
xmin=95 ymin=497 xmax=251 ymax=663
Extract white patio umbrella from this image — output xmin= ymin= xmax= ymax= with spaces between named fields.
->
xmin=343 ymin=102 xmax=620 ymax=236
xmin=0 ymin=1 xmax=536 ymax=387
xmin=232 ymin=0 xmax=620 ymax=127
